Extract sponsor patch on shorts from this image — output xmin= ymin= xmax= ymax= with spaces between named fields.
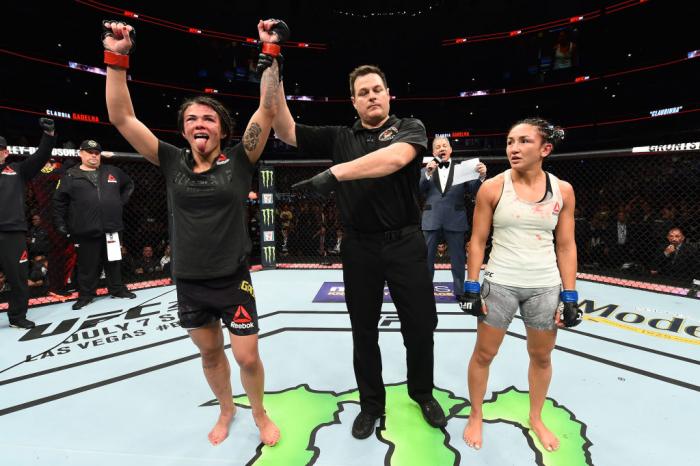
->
xmin=239 ymin=280 xmax=255 ymax=298
xmin=230 ymin=305 xmax=255 ymax=329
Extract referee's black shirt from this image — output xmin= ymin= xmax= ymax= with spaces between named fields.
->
xmin=296 ymin=115 xmax=427 ymax=233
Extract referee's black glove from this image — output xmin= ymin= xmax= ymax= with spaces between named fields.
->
xmin=292 ymin=169 xmax=339 ymax=197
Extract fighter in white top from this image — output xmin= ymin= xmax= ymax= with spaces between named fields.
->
xmin=459 ymin=118 xmax=582 ymax=452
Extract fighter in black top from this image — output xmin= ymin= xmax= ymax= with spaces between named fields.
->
xmin=0 ymin=118 xmax=56 ymax=329
xmin=104 ymin=19 xmax=285 ymax=447
xmin=270 ymin=65 xmax=447 ymax=439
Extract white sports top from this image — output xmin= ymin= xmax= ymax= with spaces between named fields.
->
xmin=485 ymin=169 xmax=563 ymax=287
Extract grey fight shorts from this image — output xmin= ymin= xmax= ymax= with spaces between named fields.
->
xmin=479 ymin=280 xmax=560 ymax=331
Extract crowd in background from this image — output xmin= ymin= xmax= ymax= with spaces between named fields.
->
xmin=2 ymin=138 xmax=699 ymax=305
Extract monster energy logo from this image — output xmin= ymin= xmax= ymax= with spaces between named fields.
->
xmin=260 ymin=170 xmax=274 ymax=188
xmin=262 ymin=208 xmax=274 ymax=225
xmin=263 ymin=246 xmax=275 ymax=263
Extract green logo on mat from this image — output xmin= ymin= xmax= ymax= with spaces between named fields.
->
xmin=202 ymin=383 xmax=592 ymax=466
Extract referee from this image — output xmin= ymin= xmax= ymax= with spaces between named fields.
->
xmin=0 ymin=118 xmax=56 ymax=329
xmin=271 ymin=65 xmax=446 ymax=438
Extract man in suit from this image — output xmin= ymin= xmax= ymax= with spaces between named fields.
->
xmin=606 ymin=210 xmax=635 ymax=268
xmin=650 ymin=227 xmax=698 ymax=284
xmin=420 ymin=137 xmax=486 ymax=298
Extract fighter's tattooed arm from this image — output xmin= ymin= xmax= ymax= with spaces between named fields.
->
xmin=243 ymin=58 xmax=280 ymax=163
xmin=243 ymin=122 xmax=262 ymax=153
xmin=261 ymin=60 xmax=279 ymax=111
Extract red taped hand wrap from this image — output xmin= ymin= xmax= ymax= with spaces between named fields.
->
xmin=104 ymin=50 xmax=129 ymax=69
xmin=261 ymin=42 xmax=281 ymax=57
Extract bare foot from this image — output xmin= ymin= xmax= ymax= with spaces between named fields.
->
xmin=254 ymin=411 xmax=280 ymax=446
xmin=208 ymin=406 xmax=236 ymax=446
xmin=463 ymin=414 xmax=483 ymax=450
xmin=529 ymin=417 xmax=560 ymax=452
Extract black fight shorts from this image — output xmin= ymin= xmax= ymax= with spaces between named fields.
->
xmin=175 ymin=266 xmax=259 ymax=336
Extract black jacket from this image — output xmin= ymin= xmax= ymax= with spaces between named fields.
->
xmin=654 ymin=242 xmax=698 ymax=283
xmin=0 ymin=133 xmax=56 ymax=232
xmin=52 ymin=165 xmax=134 ymax=238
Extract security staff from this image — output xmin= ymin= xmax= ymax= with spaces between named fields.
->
xmin=271 ymin=65 xmax=446 ymax=439
xmin=0 ymin=118 xmax=56 ymax=329
xmin=52 ymin=139 xmax=136 ymax=310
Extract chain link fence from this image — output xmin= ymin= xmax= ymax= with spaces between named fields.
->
xmin=265 ymin=148 xmax=700 ymax=297
xmin=2 ymin=145 xmax=698 ymax=309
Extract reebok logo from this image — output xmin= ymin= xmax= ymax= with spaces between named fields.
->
xmin=216 ymin=154 xmax=229 ymax=165
xmin=2 ymin=166 xmax=17 ymax=175
xmin=231 ymin=305 xmax=255 ymax=330
xmin=552 ymin=202 xmax=561 ymax=215
xmin=233 ymin=305 xmax=252 ymax=324
xmin=19 ymin=250 xmax=28 ymax=263
xmin=107 ymin=174 xmax=117 ymax=183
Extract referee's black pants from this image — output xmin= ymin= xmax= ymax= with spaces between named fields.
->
xmin=0 ymin=232 xmax=30 ymax=322
xmin=342 ymin=227 xmax=438 ymax=416
xmin=75 ymin=236 xmax=126 ymax=298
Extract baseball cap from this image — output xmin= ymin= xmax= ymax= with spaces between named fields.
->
xmin=79 ymin=139 xmax=102 ymax=152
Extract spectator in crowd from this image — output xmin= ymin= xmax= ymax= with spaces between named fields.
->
xmin=160 ymin=244 xmax=172 ymax=277
xmin=551 ymin=29 xmax=577 ymax=80
xmin=27 ymin=254 xmax=49 ymax=297
xmin=52 ymin=139 xmax=137 ymax=310
xmin=0 ymin=118 xmax=56 ymax=329
xmin=436 ymin=242 xmax=449 ymax=261
xmin=279 ymin=204 xmax=293 ymax=253
xmin=420 ymin=136 xmax=486 ymax=298
xmin=650 ymin=227 xmax=698 ymax=284
xmin=120 ymin=245 xmax=136 ymax=282
xmin=313 ymin=222 xmax=332 ymax=265
xmin=607 ymin=210 xmax=635 ymax=268
xmin=27 ymin=214 xmax=50 ymax=257
xmin=330 ymin=228 xmax=343 ymax=255
xmin=134 ymin=245 xmax=161 ymax=277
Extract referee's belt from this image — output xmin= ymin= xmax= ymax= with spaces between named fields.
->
xmin=346 ymin=225 xmax=420 ymax=242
